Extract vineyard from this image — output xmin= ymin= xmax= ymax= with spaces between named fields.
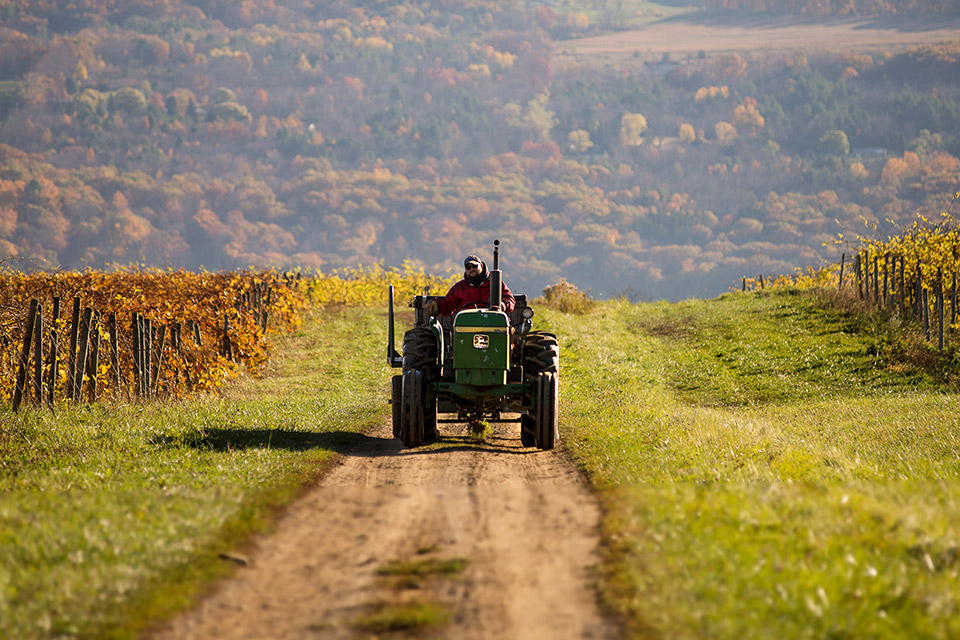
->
xmin=0 ymin=264 xmax=457 ymax=410
xmin=746 ymin=202 xmax=960 ymax=360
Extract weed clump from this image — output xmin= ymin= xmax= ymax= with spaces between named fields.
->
xmin=541 ymin=279 xmax=596 ymax=314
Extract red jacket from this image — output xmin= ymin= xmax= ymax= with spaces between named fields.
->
xmin=437 ymin=276 xmax=515 ymax=316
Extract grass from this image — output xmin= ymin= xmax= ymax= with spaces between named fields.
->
xmin=353 ymin=601 xmax=450 ymax=633
xmin=7 ymin=288 xmax=960 ymax=638
xmin=550 ymin=288 xmax=960 ymax=638
xmin=0 ymin=306 xmax=393 ymax=639
xmin=377 ymin=557 xmax=469 ymax=579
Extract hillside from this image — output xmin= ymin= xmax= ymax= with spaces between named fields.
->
xmin=1 ymin=0 xmax=959 ymax=299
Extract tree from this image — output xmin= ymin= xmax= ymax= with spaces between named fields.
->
xmin=712 ymin=53 xmax=747 ymax=79
xmin=818 ymin=130 xmax=849 ymax=156
xmin=110 ymin=87 xmax=147 ymax=115
xmin=732 ymin=98 xmax=764 ymax=135
xmin=210 ymin=101 xmax=252 ymax=123
xmin=714 ymin=121 xmax=737 ymax=146
xmin=568 ymin=129 xmax=593 ymax=152
xmin=619 ymin=113 xmax=647 ymax=148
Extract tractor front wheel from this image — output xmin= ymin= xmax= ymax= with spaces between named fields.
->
xmin=520 ymin=414 xmax=536 ymax=447
xmin=400 ymin=369 xmax=425 ymax=447
xmin=424 ymin=393 xmax=438 ymax=442
xmin=535 ymin=371 xmax=558 ymax=451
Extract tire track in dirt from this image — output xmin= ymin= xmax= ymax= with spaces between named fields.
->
xmin=151 ymin=422 xmax=615 ymax=639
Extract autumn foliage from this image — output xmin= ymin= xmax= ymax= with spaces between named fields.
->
xmin=1 ymin=1 xmax=959 ymax=301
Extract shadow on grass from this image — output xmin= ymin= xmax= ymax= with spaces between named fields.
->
xmin=149 ymin=428 xmax=536 ymax=457
xmin=149 ymin=428 xmax=386 ymax=454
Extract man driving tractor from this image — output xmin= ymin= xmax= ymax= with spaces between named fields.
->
xmin=428 ymin=254 xmax=516 ymax=316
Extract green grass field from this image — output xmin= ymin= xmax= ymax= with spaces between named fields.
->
xmin=552 ymin=290 xmax=960 ymax=638
xmin=0 ymin=307 xmax=392 ymax=639
xmin=3 ymin=290 xmax=960 ymax=638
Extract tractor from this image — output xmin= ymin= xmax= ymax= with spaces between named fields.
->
xmin=386 ymin=240 xmax=559 ymax=450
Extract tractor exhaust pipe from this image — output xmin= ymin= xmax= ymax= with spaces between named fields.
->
xmin=489 ymin=239 xmax=502 ymax=311
xmin=387 ymin=285 xmax=402 ymax=367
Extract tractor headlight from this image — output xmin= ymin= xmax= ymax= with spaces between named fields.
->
xmin=521 ymin=307 xmax=534 ymax=319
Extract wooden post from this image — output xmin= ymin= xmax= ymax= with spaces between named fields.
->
xmin=758 ymin=274 xmax=765 ymax=290
xmin=48 ymin=297 xmax=60 ymax=406
xmin=873 ymin=253 xmax=879 ymax=307
xmin=145 ymin=319 xmax=153 ymax=398
xmin=132 ymin=313 xmax=141 ymax=398
xmin=865 ymin=250 xmax=871 ymax=302
xmin=33 ymin=302 xmax=42 ymax=404
xmin=66 ymin=296 xmax=81 ymax=400
xmin=838 ymin=252 xmax=845 ymax=291
xmin=222 ymin=316 xmax=232 ymax=360
xmin=915 ymin=269 xmax=923 ymax=321
xmin=73 ymin=308 xmax=93 ymax=402
xmin=152 ymin=324 xmax=166 ymax=394
xmin=952 ymin=273 xmax=957 ymax=329
xmin=923 ymin=289 xmax=930 ymax=341
xmin=938 ymin=268 xmax=944 ymax=351
xmin=13 ymin=300 xmax=38 ymax=412
xmin=87 ymin=311 xmax=101 ymax=401
xmin=108 ymin=313 xmax=120 ymax=393
xmin=171 ymin=322 xmax=181 ymax=391
xmin=883 ymin=254 xmax=889 ymax=308
xmin=742 ymin=277 xmax=746 ymax=292
xmin=898 ymin=256 xmax=905 ymax=315
xmin=855 ymin=253 xmax=863 ymax=299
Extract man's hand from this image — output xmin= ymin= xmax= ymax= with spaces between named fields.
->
xmin=426 ymin=299 xmax=439 ymax=317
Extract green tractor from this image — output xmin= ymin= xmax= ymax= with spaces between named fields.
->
xmin=387 ymin=240 xmax=559 ymax=450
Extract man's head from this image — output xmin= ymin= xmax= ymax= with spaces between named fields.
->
xmin=464 ymin=254 xmax=485 ymax=284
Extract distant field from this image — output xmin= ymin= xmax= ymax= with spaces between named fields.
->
xmin=559 ymin=11 xmax=960 ymax=63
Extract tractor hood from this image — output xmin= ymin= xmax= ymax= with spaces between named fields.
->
xmin=452 ymin=309 xmax=510 ymax=385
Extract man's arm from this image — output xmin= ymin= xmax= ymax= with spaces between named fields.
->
xmin=435 ymin=282 xmax=464 ymax=316
xmin=501 ymin=282 xmax=516 ymax=313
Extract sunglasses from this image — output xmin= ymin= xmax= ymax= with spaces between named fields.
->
xmin=465 ymin=262 xmax=480 ymax=269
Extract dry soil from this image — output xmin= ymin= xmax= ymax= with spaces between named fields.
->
xmin=151 ymin=421 xmax=614 ymax=639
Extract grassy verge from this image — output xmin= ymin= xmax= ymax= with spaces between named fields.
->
xmin=552 ymin=289 xmax=960 ymax=638
xmin=0 ymin=306 xmax=392 ymax=639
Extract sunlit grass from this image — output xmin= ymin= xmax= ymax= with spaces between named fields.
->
xmin=0 ymin=307 xmax=392 ymax=639
xmin=553 ymin=289 xmax=960 ymax=638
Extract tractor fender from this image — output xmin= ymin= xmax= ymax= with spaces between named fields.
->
xmin=428 ymin=317 xmax=444 ymax=369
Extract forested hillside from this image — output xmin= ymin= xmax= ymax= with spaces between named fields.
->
xmin=1 ymin=0 xmax=959 ymax=299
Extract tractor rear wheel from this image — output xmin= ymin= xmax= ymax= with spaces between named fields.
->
xmin=522 ymin=332 xmax=558 ymax=448
xmin=391 ymin=374 xmax=402 ymax=438
xmin=400 ymin=369 xmax=424 ymax=447
xmin=402 ymin=328 xmax=438 ymax=373
xmin=535 ymin=371 xmax=558 ymax=451
xmin=522 ymin=331 xmax=559 ymax=375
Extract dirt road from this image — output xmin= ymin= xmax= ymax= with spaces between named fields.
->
xmin=152 ymin=422 xmax=614 ymax=639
